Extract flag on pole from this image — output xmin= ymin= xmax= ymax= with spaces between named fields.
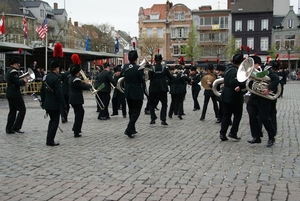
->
xmin=23 ymin=12 xmax=27 ymax=39
xmin=114 ymin=34 xmax=119 ymax=54
xmin=0 ymin=13 xmax=5 ymax=35
xmin=35 ymin=16 xmax=48 ymax=40
xmin=85 ymin=31 xmax=89 ymax=51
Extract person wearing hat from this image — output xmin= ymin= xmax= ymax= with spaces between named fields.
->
xmin=96 ymin=62 xmax=116 ymax=120
xmin=121 ymin=49 xmax=146 ymax=138
xmin=219 ymin=54 xmax=245 ymax=141
xmin=111 ymin=65 xmax=126 ymax=118
xmin=5 ymin=56 xmax=28 ymax=134
xmin=69 ymin=55 xmax=92 ymax=138
xmin=148 ymin=51 xmax=173 ymax=125
xmin=199 ymin=63 xmax=219 ymax=121
xmin=246 ymin=55 xmax=280 ymax=147
xmin=59 ymin=66 xmax=71 ymax=123
xmin=40 ymin=58 xmax=66 ymax=146
xmin=189 ymin=66 xmax=201 ymax=111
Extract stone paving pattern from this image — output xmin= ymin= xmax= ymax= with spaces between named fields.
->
xmin=0 ymin=82 xmax=299 ymax=201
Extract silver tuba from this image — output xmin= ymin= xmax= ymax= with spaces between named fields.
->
xmin=237 ymin=57 xmax=281 ymax=100
xmin=19 ymin=68 xmax=35 ymax=82
xmin=212 ymin=77 xmax=224 ymax=97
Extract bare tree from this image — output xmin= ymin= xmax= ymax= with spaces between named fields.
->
xmin=139 ymin=33 xmax=164 ymax=61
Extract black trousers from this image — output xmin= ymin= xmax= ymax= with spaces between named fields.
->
xmin=149 ymin=91 xmax=168 ymax=121
xmin=112 ymin=95 xmax=126 ymax=116
xmin=46 ymin=110 xmax=60 ymax=144
xmin=218 ymin=101 xmax=224 ymax=121
xmin=192 ymin=90 xmax=200 ymax=110
xmin=60 ymin=94 xmax=70 ymax=121
xmin=200 ymin=95 xmax=219 ymax=119
xmin=247 ymin=102 xmax=275 ymax=140
xmin=220 ymin=102 xmax=243 ymax=136
xmin=169 ymin=93 xmax=184 ymax=117
xmin=71 ymin=104 xmax=84 ymax=135
xmin=98 ymin=92 xmax=110 ymax=118
xmin=6 ymin=97 xmax=26 ymax=132
xmin=125 ymin=99 xmax=143 ymax=134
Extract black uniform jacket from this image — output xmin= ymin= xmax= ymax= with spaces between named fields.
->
xmin=169 ymin=72 xmax=186 ymax=95
xmin=221 ymin=64 xmax=245 ymax=105
xmin=60 ymin=71 xmax=71 ymax=95
xmin=121 ymin=62 xmax=145 ymax=100
xmin=96 ymin=70 xmax=116 ymax=93
xmin=148 ymin=64 xmax=173 ymax=93
xmin=5 ymin=67 xmax=26 ymax=98
xmin=190 ymin=73 xmax=201 ymax=91
xmin=248 ymin=69 xmax=280 ymax=105
xmin=41 ymin=72 xmax=66 ymax=110
xmin=69 ymin=76 xmax=92 ymax=105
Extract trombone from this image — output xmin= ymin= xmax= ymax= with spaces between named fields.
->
xmin=79 ymin=70 xmax=105 ymax=110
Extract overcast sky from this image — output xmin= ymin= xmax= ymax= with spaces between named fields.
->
xmin=46 ymin=0 xmax=299 ymax=37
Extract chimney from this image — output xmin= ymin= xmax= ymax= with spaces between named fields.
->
xmin=54 ymin=3 xmax=58 ymax=9
xmin=74 ymin=21 xmax=78 ymax=27
xmin=199 ymin=6 xmax=212 ymax=11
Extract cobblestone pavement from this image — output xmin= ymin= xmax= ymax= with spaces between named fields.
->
xmin=0 ymin=82 xmax=299 ymax=201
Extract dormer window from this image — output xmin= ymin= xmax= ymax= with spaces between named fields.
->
xmin=150 ymin=13 xmax=160 ymax=20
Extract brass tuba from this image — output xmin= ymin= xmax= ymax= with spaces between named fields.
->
xmin=237 ymin=57 xmax=281 ymax=100
xmin=19 ymin=68 xmax=35 ymax=82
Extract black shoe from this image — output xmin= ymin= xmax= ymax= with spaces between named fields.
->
xmin=220 ymin=135 xmax=228 ymax=141
xmin=144 ymin=110 xmax=150 ymax=115
xmin=228 ymin=133 xmax=241 ymax=140
xmin=200 ymin=118 xmax=204 ymax=121
xmin=247 ymin=137 xmax=262 ymax=144
xmin=124 ymin=131 xmax=134 ymax=138
xmin=132 ymin=131 xmax=138 ymax=134
xmin=161 ymin=121 xmax=168 ymax=125
xmin=168 ymin=115 xmax=172 ymax=118
xmin=150 ymin=120 xmax=156 ymax=124
xmin=111 ymin=114 xmax=117 ymax=116
xmin=216 ymin=119 xmax=221 ymax=123
xmin=106 ymin=116 xmax=110 ymax=120
xmin=178 ymin=115 xmax=183 ymax=120
xmin=182 ymin=113 xmax=186 ymax=115
xmin=74 ymin=134 xmax=82 ymax=138
xmin=6 ymin=130 xmax=15 ymax=134
xmin=98 ymin=117 xmax=107 ymax=120
xmin=193 ymin=109 xmax=198 ymax=111
xmin=123 ymin=115 xmax=126 ymax=118
xmin=62 ymin=120 xmax=68 ymax=123
xmin=267 ymin=139 xmax=275 ymax=147
xmin=12 ymin=129 xmax=25 ymax=134
xmin=46 ymin=142 xmax=60 ymax=146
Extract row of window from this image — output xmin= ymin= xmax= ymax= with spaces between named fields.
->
xmin=235 ymin=19 xmax=269 ymax=31
xmin=149 ymin=12 xmax=185 ymax=21
xmin=200 ymin=16 xmax=229 ymax=29
xmin=146 ymin=27 xmax=190 ymax=39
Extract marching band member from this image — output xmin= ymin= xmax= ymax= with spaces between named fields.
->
xmin=60 ymin=66 xmax=71 ymax=123
xmin=5 ymin=56 xmax=28 ymax=134
xmin=96 ymin=62 xmax=116 ymax=120
xmin=247 ymin=55 xmax=280 ymax=147
xmin=215 ymin=64 xmax=226 ymax=123
xmin=41 ymin=45 xmax=66 ymax=146
xmin=111 ymin=65 xmax=126 ymax=118
xmin=219 ymin=53 xmax=245 ymax=141
xmin=69 ymin=54 xmax=92 ymax=138
xmin=121 ymin=44 xmax=146 ymax=138
xmin=200 ymin=63 xmax=219 ymax=121
xmin=148 ymin=49 xmax=173 ymax=125
xmin=189 ymin=66 xmax=201 ymax=111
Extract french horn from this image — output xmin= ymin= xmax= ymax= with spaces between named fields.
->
xmin=237 ymin=57 xmax=282 ymax=100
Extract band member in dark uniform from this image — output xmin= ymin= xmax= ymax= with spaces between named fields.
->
xmin=121 ymin=45 xmax=146 ymax=138
xmin=148 ymin=50 xmax=173 ymax=125
xmin=41 ymin=55 xmax=66 ymax=146
xmin=96 ymin=62 xmax=116 ymax=120
xmin=60 ymin=67 xmax=71 ymax=123
xmin=69 ymin=54 xmax=92 ymax=138
xmin=111 ymin=65 xmax=126 ymax=117
xmin=247 ymin=56 xmax=280 ymax=147
xmin=200 ymin=64 xmax=219 ymax=121
xmin=189 ymin=66 xmax=201 ymax=111
xmin=168 ymin=66 xmax=186 ymax=119
xmin=219 ymin=54 xmax=245 ymax=141
xmin=5 ymin=56 xmax=28 ymax=134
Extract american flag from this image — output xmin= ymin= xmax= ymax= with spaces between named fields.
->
xmin=23 ymin=12 xmax=27 ymax=39
xmin=35 ymin=16 xmax=48 ymax=40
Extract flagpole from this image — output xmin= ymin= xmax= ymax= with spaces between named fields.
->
xmin=45 ymin=32 xmax=48 ymax=72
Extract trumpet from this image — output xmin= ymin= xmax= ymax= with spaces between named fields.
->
xmin=79 ymin=70 xmax=105 ymax=110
